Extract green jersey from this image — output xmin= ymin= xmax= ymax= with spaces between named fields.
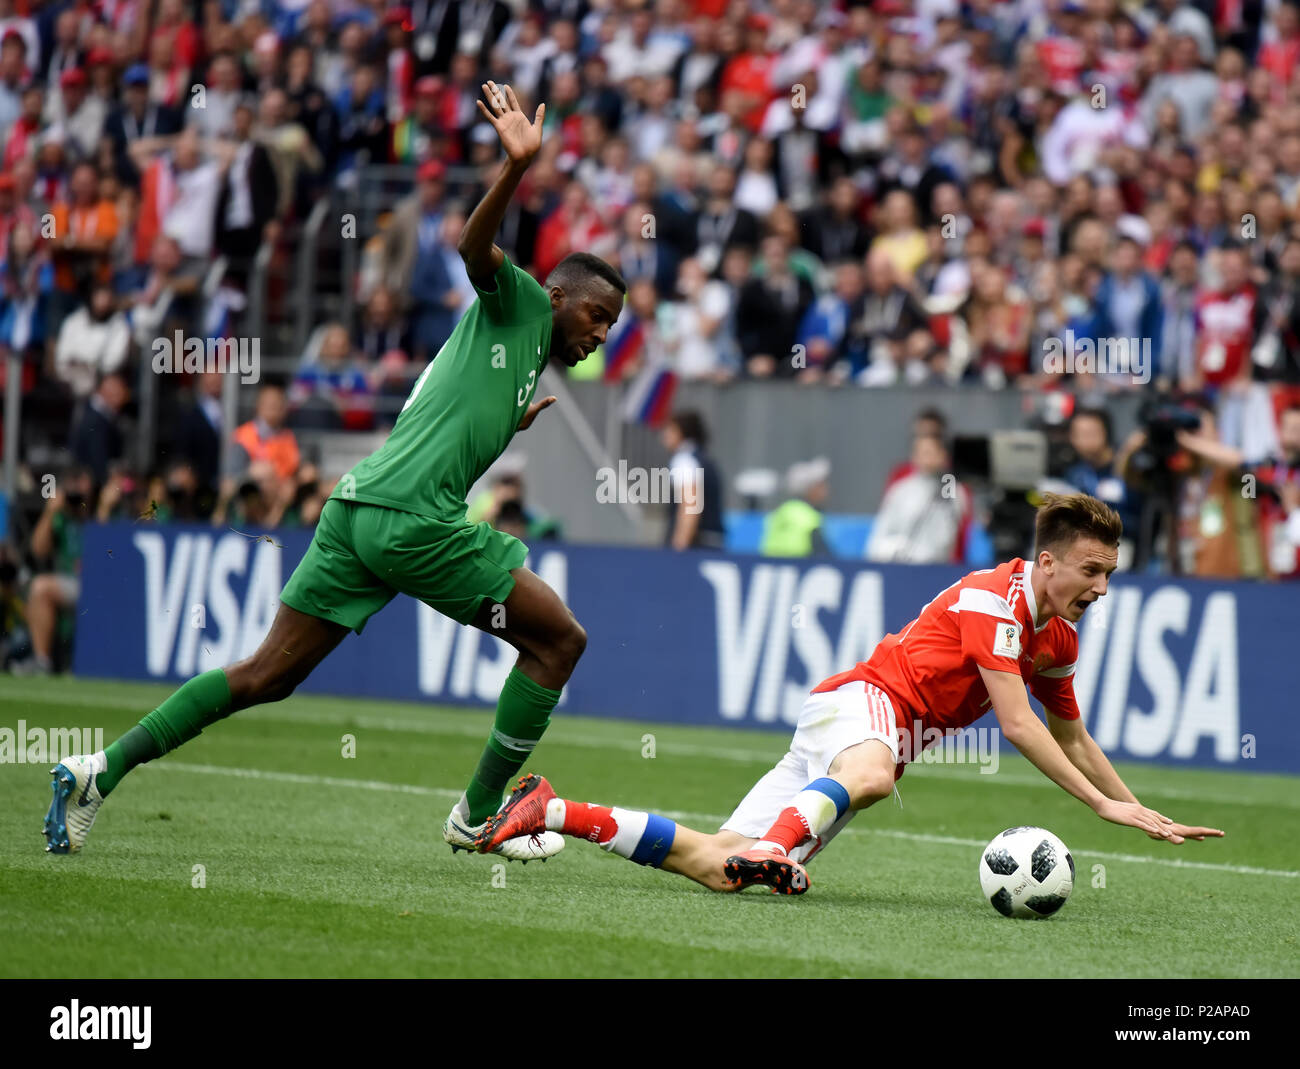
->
xmin=332 ymin=255 xmax=552 ymax=519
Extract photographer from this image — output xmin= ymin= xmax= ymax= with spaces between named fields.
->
xmin=1063 ymin=408 xmax=1142 ymax=568
xmin=1125 ymin=396 xmax=1266 ymax=578
xmin=19 ymin=466 xmax=94 ymax=675
xmin=1255 ymin=403 xmax=1300 ymax=578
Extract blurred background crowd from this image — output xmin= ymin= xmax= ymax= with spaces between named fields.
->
xmin=2 ymin=0 xmax=1300 ymax=672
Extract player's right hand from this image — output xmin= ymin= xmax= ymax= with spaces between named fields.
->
xmin=1094 ymin=798 xmax=1179 ymax=841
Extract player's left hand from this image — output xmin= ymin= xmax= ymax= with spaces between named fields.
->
xmin=517 ymin=395 xmax=556 ymax=431
xmin=477 ymin=81 xmax=545 ymax=164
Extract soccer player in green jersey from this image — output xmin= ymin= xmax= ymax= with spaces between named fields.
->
xmin=44 ymin=82 xmax=627 ymax=862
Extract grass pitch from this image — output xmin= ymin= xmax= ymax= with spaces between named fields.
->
xmin=1 ymin=676 xmax=1296 ymax=978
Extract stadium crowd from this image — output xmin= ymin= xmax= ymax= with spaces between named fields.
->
xmin=3 ymin=0 xmax=1300 ymax=668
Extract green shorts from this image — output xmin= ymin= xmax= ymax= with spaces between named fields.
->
xmin=280 ymin=498 xmax=528 ymax=632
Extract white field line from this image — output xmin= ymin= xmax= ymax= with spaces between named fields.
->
xmin=148 ymin=760 xmax=1300 ymax=880
xmin=4 ymin=683 xmax=1297 ymax=810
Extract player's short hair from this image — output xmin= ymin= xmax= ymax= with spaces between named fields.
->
xmin=546 ymin=253 xmax=627 ymax=299
xmin=1034 ymin=492 xmax=1122 ymax=556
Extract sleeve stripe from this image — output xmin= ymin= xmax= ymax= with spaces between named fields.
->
xmin=1037 ymin=662 xmax=1077 ymax=678
xmin=947 ymin=587 xmax=1017 ymax=621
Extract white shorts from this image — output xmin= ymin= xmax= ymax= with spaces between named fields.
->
xmin=720 ymin=679 xmax=900 ymax=864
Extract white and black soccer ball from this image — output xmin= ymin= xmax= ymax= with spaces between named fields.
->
xmin=978 ymin=826 xmax=1074 ymax=919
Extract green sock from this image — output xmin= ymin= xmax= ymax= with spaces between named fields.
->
xmin=464 ymin=666 xmax=561 ymax=824
xmin=96 ymin=669 xmax=233 ymax=796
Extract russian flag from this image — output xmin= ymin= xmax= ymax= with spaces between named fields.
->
xmin=603 ymin=316 xmax=646 ymax=382
xmin=622 ymin=362 xmax=678 ymax=428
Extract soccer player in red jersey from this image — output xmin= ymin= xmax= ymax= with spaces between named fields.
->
xmin=478 ymin=493 xmax=1224 ymax=894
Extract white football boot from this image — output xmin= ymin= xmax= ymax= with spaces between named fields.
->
xmin=44 ymin=754 xmax=105 ymax=854
xmin=441 ymin=794 xmax=564 ymax=863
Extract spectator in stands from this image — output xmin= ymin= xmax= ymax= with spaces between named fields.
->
xmin=660 ymin=256 xmax=737 ymax=383
xmin=53 ymin=282 xmax=129 ymax=402
xmin=104 ymin=64 xmax=182 ymax=185
xmin=387 ymin=160 xmax=463 ymax=361
xmin=3 ymin=82 xmax=42 ymax=173
xmin=337 ymin=59 xmax=389 ymax=170
xmin=214 ymin=96 xmax=280 ymax=278
xmin=870 ymin=189 xmax=930 ymax=284
xmin=70 ymin=371 xmax=129 ymax=485
xmin=797 ymin=259 xmax=866 ymax=381
xmin=291 ymin=322 xmax=374 ymax=431
xmin=1087 ymin=235 xmax=1164 ymax=389
xmin=256 ymin=86 xmax=324 ymax=220
xmin=533 ymin=176 xmax=612 ymax=280
xmin=1160 ymin=240 xmax=1203 ymax=388
xmin=230 ymin=381 xmax=300 ymax=485
xmin=801 ymin=175 xmax=872 ymax=264
xmin=171 ymin=370 xmax=226 ymax=509
xmin=0 ymin=215 xmax=51 ymax=362
xmin=691 ymin=161 xmax=759 ymax=275
xmin=1255 ymin=237 xmax=1300 ymax=385
xmin=127 ymin=233 xmax=202 ymax=348
xmin=842 ymin=249 xmax=930 ymax=384
xmin=20 ymin=465 xmax=95 ymax=675
xmin=761 ymin=456 xmax=832 ymax=558
xmin=49 ymin=161 xmax=118 ymax=330
xmin=965 ymin=259 xmax=1032 ymax=386
xmin=736 ymin=233 xmax=815 ymax=379
xmin=391 ymin=74 xmax=448 ymax=165
xmin=355 ymin=287 xmax=410 ymax=362
xmin=867 ymin=432 xmax=970 ymax=564
xmin=1195 ymin=244 xmax=1274 ymax=463
xmin=662 ymin=409 xmax=726 ymax=551
xmin=614 ymin=199 xmax=677 ymax=299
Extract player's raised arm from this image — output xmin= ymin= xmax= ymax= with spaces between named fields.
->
xmin=978 ymin=665 xmax=1177 ymax=841
xmin=456 ymin=82 xmax=545 ymax=286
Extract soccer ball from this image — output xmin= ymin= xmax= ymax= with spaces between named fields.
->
xmin=978 ymin=826 xmax=1075 ymax=919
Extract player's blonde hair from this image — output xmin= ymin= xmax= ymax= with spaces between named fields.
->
xmin=1034 ymin=492 xmax=1122 ymax=556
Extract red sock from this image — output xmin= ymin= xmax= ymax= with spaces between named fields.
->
xmin=559 ymin=800 xmax=618 ymax=845
xmin=757 ymin=807 xmax=812 ymax=854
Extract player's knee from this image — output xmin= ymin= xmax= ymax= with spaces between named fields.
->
xmin=548 ymin=618 xmax=587 ymax=675
xmin=839 ymin=765 xmax=894 ymax=808
xmin=229 ymin=652 xmax=299 ymax=705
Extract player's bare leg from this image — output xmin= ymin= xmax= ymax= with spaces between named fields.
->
xmin=473 ymin=566 xmax=587 ymax=691
xmin=44 ymin=603 xmax=347 ymax=853
xmin=224 ymin=603 xmax=350 ymax=710
xmin=441 ymin=568 xmax=585 ymax=858
xmin=724 ymin=740 xmax=896 ymax=894
xmin=660 ymin=828 xmax=756 ymax=892
xmin=477 ymin=773 xmax=773 ymax=893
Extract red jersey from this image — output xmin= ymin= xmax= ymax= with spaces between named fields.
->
xmin=814 ymin=559 xmax=1081 ymax=771
xmin=1195 ymin=284 xmax=1256 ymax=386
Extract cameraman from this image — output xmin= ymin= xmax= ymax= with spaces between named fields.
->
xmin=1124 ymin=397 xmax=1266 ymax=578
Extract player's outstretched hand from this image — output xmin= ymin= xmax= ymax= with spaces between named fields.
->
xmin=1160 ymin=821 xmax=1225 ymax=844
xmin=517 ymin=395 xmax=556 ymax=432
xmin=477 ymin=81 xmax=545 ymax=164
xmin=1095 ymin=798 xmax=1224 ymax=844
